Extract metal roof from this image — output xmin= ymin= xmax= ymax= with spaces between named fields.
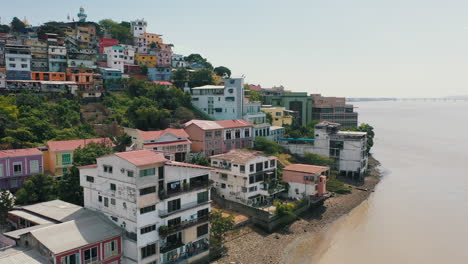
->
xmin=19 ymin=200 xmax=92 ymax=222
xmin=0 ymin=248 xmax=49 ymax=264
xmin=8 ymin=211 xmax=55 ymax=225
xmin=191 ymin=85 xmax=224 ymax=90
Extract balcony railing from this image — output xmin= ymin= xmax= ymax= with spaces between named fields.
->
xmin=158 ymin=215 xmax=209 ymax=237
xmin=158 ymin=200 xmax=210 ymax=218
xmin=160 ymin=240 xmax=185 ymax=254
xmin=160 ymin=238 xmax=209 ymax=264
xmin=159 ymin=181 xmax=209 ymax=200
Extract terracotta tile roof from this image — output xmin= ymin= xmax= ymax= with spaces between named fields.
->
xmin=0 ymin=148 xmax=42 ymax=158
xmin=47 ymin=138 xmax=112 ymax=152
xmin=153 ymin=81 xmax=173 ymax=86
xmin=210 ymin=149 xmax=268 ymax=164
xmin=166 ymin=161 xmax=213 ymax=170
xmin=214 ymin=120 xmax=253 ymax=128
xmin=284 ymin=164 xmax=330 ymax=175
xmin=115 ymin=149 xmax=167 ymax=166
xmin=137 ymin=128 xmax=188 ymax=141
xmin=144 ymin=139 xmax=191 ymax=148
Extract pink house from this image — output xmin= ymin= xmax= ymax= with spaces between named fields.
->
xmin=282 ymin=164 xmax=329 ymax=200
xmin=184 ymin=120 xmax=253 ymax=157
xmin=0 ymin=148 xmax=43 ymax=190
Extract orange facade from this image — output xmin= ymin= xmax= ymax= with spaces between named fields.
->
xmin=31 ymin=72 xmax=66 ymax=81
xmin=66 ymin=68 xmax=94 ymax=89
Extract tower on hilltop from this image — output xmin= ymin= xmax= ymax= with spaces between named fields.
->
xmin=77 ymin=7 xmax=87 ymax=22
xmin=131 ymin=19 xmax=147 ymax=37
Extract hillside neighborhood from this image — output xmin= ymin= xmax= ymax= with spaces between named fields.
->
xmin=0 ymin=8 xmax=375 ymax=264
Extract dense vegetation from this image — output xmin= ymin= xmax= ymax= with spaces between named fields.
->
xmin=0 ymin=94 xmax=96 ymax=149
xmin=99 ymin=19 xmax=133 ymax=44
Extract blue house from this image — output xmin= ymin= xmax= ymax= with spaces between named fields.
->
xmin=99 ymin=67 xmax=122 ymax=90
xmin=147 ymin=67 xmax=172 ymax=82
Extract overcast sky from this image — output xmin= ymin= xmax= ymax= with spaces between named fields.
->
xmin=2 ymin=0 xmax=468 ymax=97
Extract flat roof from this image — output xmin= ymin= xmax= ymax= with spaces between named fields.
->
xmin=8 ymin=210 xmax=55 ymax=225
xmin=284 ymin=164 xmax=329 ymax=175
xmin=336 ymin=131 xmax=367 ymax=137
xmin=211 ymin=149 xmax=268 ymax=164
xmin=19 ymin=200 xmax=91 ymax=222
xmin=0 ymin=248 xmax=49 ymax=264
xmin=191 ymin=85 xmax=224 ymax=90
xmin=3 ymin=224 xmax=54 ymax=240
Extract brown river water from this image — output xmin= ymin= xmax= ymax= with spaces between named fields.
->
xmin=288 ymin=101 xmax=468 ymax=264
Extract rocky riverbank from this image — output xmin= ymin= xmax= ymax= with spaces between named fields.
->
xmin=214 ymin=156 xmax=382 ymax=264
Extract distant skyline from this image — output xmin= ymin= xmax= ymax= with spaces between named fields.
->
xmin=2 ymin=0 xmax=468 ymax=97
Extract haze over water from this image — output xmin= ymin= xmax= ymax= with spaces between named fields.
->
xmin=294 ymin=101 xmax=468 ymax=263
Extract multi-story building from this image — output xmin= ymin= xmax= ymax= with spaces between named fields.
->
xmin=67 ymin=46 xmax=97 ymax=68
xmin=172 ymin=54 xmax=188 ymax=68
xmin=98 ymin=37 xmax=119 ymax=53
xmin=0 ymin=148 xmax=43 ymax=190
xmin=189 ymin=77 xmax=244 ymax=121
xmin=148 ymin=67 xmax=172 ymax=82
xmin=124 ymin=127 xmax=191 ymax=162
xmin=311 ymin=94 xmax=358 ymax=128
xmin=135 ymin=54 xmax=157 ymax=67
xmin=261 ymin=105 xmax=295 ymax=127
xmin=31 ymin=71 xmax=66 ymax=81
xmin=24 ymin=38 xmax=48 ymax=71
xmin=262 ymin=91 xmax=313 ymax=126
xmin=143 ymin=33 xmax=163 ymax=46
xmin=78 ymin=149 xmax=211 ymax=264
xmin=66 ymin=67 xmax=98 ymax=90
xmin=268 ymin=126 xmax=285 ymax=143
xmin=42 ymin=138 xmax=112 ymax=177
xmin=131 ymin=19 xmax=147 ymax=38
xmin=184 ymin=119 xmax=253 ymax=156
xmin=104 ymin=45 xmax=135 ymax=72
xmin=134 ymin=36 xmax=148 ymax=54
xmin=61 ymin=20 xmax=98 ymax=49
xmin=5 ymin=44 xmax=32 ymax=80
xmin=210 ymin=149 xmax=283 ymax=206
xmin=100 ymin=67 xmax=123 ymax=89
xmin=154 ymin=43 xmax=172 ymax=68
xmin=5 ymin=79 xmax=78 ymax=93
xmin=242 ymin=99 xmax=272 ymax=139
xmin=282 ymin=164 xmax=329 ymax=200
xmin=3 ymin=200 xmax=123 ymax=264
xmin=48 ymin=45 xmax=67 ymax=72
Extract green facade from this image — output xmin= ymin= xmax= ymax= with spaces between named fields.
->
xmin=262 ymin=92 xmax=313 ymax=126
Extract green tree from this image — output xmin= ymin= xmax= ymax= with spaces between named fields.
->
xmin=0 ymin=190 xmax=14 ymax=227
xmin=172 ymin=68 xmax=189 ymax=89
xmin=0 ymin=24 xmax=10 ymax=33
xmin=265 ymin=112 xmax=273 ymax=124
xmin=149 ymin=42 xmax=157 ymax=49
xmin=190 ymin=155 xmax=210 ymax=166
xmin=214 ymin=66 xmax=231 ymax=77
xmin=15 ymin=174 xmax=57 ymax=205
xmin=253 ymin=137 xmax=284 ymax=155
xmin=2 ymin=127 xmax=35 ymax=149
xmin=244 ymin=84 xmax=261 ymax=102
xmin=10 ymin=17 xmax=25 ymax=33
xmin=36 ymin=22 xmax=65 ymax=39
xmin=189 ymin=69 xmax=214 ymax=87
xmin=185 ymin=54 xmax=213 ymax=69
xmin=174 ymin=106 xmax=195 ymax=122
xmin=99 ymin=19 xmax=133 ymax=44
xmin=210 ymin=210 xmax=234 ymax=256
xmin=73 ymin=142 xmax=114 ymax=167
xmin=301 ymin=152 xmax=335 ymax=167
xmin=342 ymin=123 xmax=375 ymax=153
xmin=126 ymin=97 xmax=171 ymax=130
xmin=113 ymin=133 xmax=132 ymax=152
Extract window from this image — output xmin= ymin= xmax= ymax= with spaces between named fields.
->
xmin=168 ymin=217 xmax=181 ymax=227
xmin=141 ymin=243 xmax=157 ymax=259
xmin=226 ymin=130 xmax=232 ymax=140
xmin=158 ymin=167 xmax=164 ymax=179
xmin=110 ymin=183 xmax=116 ymax=191
xmin=197 ymin=191 xmax=209 ymax=203
xmin=220 ymin=173 xmax=227 ymax=180
xmin=21 ymin=64 xmax=27 ymax=68
xmin=84 ymin=247 xmax=98 ymax=264
xmin=61 ymin=253 xmax=78 ymax=264
xmin=8 ymin=58 xmax=14 ymax=61
xmin=245 ymin=129 xmax=250 ymax=137
xmin=8 ymin=64 xmax=15 ymax=68
xmin=104 ymin=197 xmax=109 ymax=207
xmin=270 ymin=160 xmax=275 ymax=167
xmin=139 ymin=186 xmax=156 ymax=196
xmin=104 ymin=240 xmax=118 ymax=258
xmin=197 ymin=224 xmax=209 ymax=237
xmin=250 ymin=164 xmax=255 ymax=172
xmin=127 ymin=170 xmax=134 ymax=177
xmin=103 ymin=165 xmax=113 ymax=173
xmin=167 ymin=199 xmax=181 ymax=213
xmin=235 ymin=130 xmax=241 ymax=138
xmin=111 ymin=198 xmax=116 ymax=205
xmin=256 ymin=162 xmax=263 ymax=172
xmin=62 ymin=153 xmax=72 ymax=165
xmin=140 ymin=224 xmax=156 ymax=234
xmin=140 ymin=168 xmax=155 ymax=177
xmin=205 ymin=132 xmax=212 ymax=138
xmin=13 ymin=162 xmax=22 ymax=175
xmin=98 ymin=195 xmax=102 ymax=202
xmin=249 ymin=186 xmax=257 ymax=192
xmin=140 ymin=205 xmax=155 ymax=214
xmin=215 ymin=131 xmax=221 ymax=137
xmin=264 ymin=161 xmax=269 ymax=169
xmin=198 ymin=208 xmax=209 ymax=218
xmin=86 ymin=176 xmax=94 ymax=183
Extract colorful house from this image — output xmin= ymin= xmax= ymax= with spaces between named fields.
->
xmin=135 ymin=54 xmax=157 ymax=67
xmin=261 ymin=106 xmax=294 ymax=126
xmin=282 ymin=164 xmax=329 ymax=200
xmin=147 ymin=67 xmax=172 ymax=82
xmin=98 ymin=38 xmax=119 ymax=54
xmin=43 ymin=138 xmax=112 ymax=177
xmin=0 ymin=148 xmax=43 ymax=190
xmin=31 ymin=71 xmax=66 ymax=81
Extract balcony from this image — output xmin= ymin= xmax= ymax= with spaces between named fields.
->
xmin=160 ymin=238 xmax=209 ymax=264
xmin=159 ymin=179 xmax=210 ymax=200
xmin=260 ymin=182 xmax=286 ymax=196
xmin=160 ymin=240 xmax=184 ymax=254
xmin=158 ymin=215 xmax=209 ymax=237
xmin=158 ymin=200 xmax=210 ymax=218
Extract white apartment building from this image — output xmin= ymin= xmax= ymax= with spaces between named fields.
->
xmin=78 ymin=149 xmax=211 ymax=264
xmin=210 ymin=149 xmax=283 ymax=207
xmin=131 ymin=19 xmax=147 ymax=38
xmin=189 ymin=77 xmax=244 ymax=121
xmin=104 ymin=45 xmax=135 ymax=72
xmin=5 ymin=45 xmax=32 ymax=73
xmin=172 ymin=54 xmax=188 ymax=68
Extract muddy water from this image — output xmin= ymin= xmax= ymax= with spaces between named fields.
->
xmin=288 ymin=101 xmax=468 ymax=264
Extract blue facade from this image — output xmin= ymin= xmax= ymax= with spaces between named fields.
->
xmin=148 ymin=67 xmax=172 ymax=82
xmin=100 ymin=68 xmax=123 ymax=89
xmin=6 ymin=70 xmax=31 ymax=80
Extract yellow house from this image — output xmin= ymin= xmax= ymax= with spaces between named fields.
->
xmin=135 ymin=54 xmax=157 ymax=67
xmin=261 ymin=106 xmax=294 ymax=126
xmin=143 ymin=33 xmax=163 ymax=45
xmin=43 ymin=138 xmax=112 ymax=177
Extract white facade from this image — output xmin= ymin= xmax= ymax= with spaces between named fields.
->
xmin=172 ymin=54 xmax=188 ymax=68
xmin=5 ymin=52 xmax=31 ymax=72
xmin=48 ymin=45 xmax=67 ymax=56
xmin=210 ymin=150 xmax=281 ymax=207
xmin=190 ymin=78 xmax=244 ymax=121
xmin=267 ymin=126 xmax=285 ymax=142
xmin=131 ymin=19 xmax=147 ymax=38
xmin=104 ymin=46 xmax=135 ymax=72
xmin=79 ymin=150 xmax=211 ymax=264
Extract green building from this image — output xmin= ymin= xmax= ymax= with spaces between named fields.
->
xmin=262 ymin=92 xmax=313 ymax=126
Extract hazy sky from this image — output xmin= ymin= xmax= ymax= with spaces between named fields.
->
xmin=2 ymin=0 xmax=468 ymax=97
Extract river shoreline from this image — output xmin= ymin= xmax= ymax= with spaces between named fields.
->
xmin=215 ymin=156 xmax=382 ymax=264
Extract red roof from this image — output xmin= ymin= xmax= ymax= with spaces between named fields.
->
xmin=0 ymin=148 xmax=42 ymax=158
xmin=166 ymin=161 xmax=212 ymax=170
xmin=76 ymin=164 xmax=98 ymax=169
xmin=137 ymin=128 xmax=188 ymax=141
xmin=283 ymin=164 xmax=329 ymax=174
xmin=144 ymin=139 xmax=191 ymax=148
xmin=47 ymin=138 xmax=112 ymax=152
xmin=249 ymin=84 xmax=262 ymax=91
xmin=215 ymin=120 xmax=253 ymax=128
xmin=115 ymin=149 xmax=167 ymax=166
xmin=153 ymin=81 xmax=173 ymax=86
